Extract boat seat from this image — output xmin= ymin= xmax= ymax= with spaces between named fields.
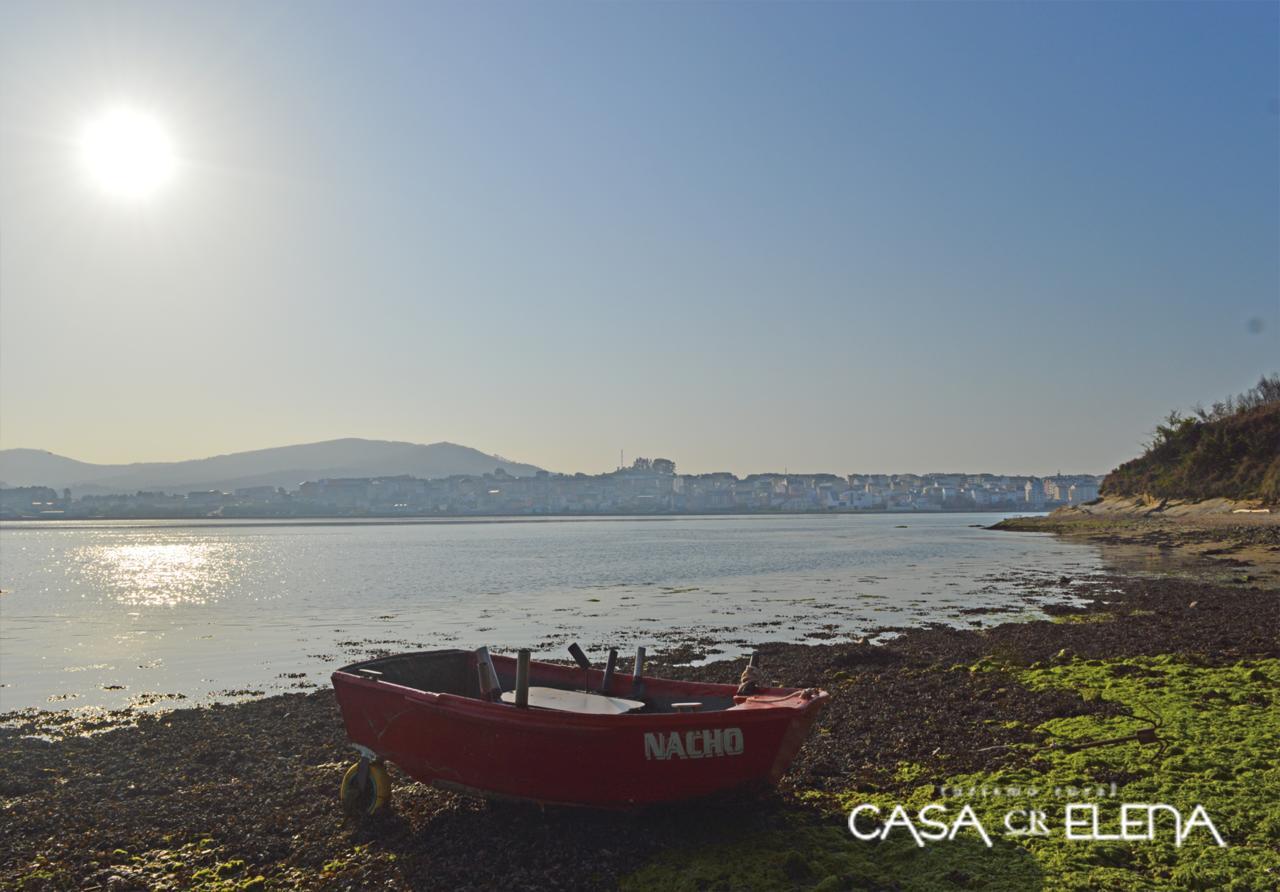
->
xmin=500 ymin=686 xmax=644 ymax=715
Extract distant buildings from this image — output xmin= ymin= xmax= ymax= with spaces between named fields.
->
xmin=1023 ymin=476 xmax=1101 ymax=507
xmin=0 ymin=461 xmax=1106 ymax=519
xmin=1068 ymin=481 xmax=1100 ymax=504
xmin=0 ymin=486 xmax=64 ymax=516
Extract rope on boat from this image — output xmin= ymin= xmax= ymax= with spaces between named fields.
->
xmin=735 ymin=663 xmax=821 ymax=701
xmin=738 ymin=664 xmax=764 ymax=693
xmin=740 ymin=688 xmax=823 ymax=703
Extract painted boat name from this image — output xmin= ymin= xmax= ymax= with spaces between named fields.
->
xmin=644 ymin=727 xmax=744 ymax=760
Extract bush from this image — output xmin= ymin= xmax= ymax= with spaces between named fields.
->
xmin=1101 ymin=375 xmax=1280 ymax=504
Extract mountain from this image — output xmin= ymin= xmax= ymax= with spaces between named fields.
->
xmin=0 ymin=439 xmax=544 ymax=495
xmin=0 ymin=450 xmax=108 ymax=490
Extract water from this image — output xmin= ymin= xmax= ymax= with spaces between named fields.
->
xmin=0 ymin=512 xmax=1107 ymax=712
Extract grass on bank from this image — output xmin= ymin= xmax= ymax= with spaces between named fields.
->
xmin=1102 ymin=376 xmax=1280 ymax=504
xmin=622 ymin=657 xmax=1280 ymax=891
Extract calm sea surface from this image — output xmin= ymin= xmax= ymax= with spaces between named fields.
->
xmin=1 ymin=513 xmax=1109 ymax=712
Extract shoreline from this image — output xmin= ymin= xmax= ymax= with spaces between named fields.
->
xmin=3 ymin=527 xmax=1277 ymax=889
xmin=992 ymin=501 xmax=1280 ymax=587
xmin=0 ymin=508 xmax=1046 ymax=527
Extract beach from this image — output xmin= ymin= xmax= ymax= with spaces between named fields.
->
xmin=993 ymin=499 xmax=1280 ymax=587
xmin=3 ymin=517 xmax=1277 ymax=890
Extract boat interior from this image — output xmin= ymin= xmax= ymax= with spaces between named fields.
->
xmin=340 ymin=647 xmax=740 ymax=715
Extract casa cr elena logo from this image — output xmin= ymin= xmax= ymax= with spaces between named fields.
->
xmin=848 ymin=803 xmax=1226 ymax=848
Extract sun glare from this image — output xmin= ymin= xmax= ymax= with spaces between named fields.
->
xmin=79 ymin=107 xmax=176 ymax=200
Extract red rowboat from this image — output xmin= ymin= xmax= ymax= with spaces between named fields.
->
xmin=331 ymin=647 xmax=827 ymax=812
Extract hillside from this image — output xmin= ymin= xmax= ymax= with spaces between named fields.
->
xmin=0 ymin=450 xmax=106 ymax=490
xmin=0 ymin=439 xmax=544 ymax=494
xmin=994 ymin=378 xmax=1279 ymax=579
xmin=1101 ymin=400 xmax=1280 ymax=505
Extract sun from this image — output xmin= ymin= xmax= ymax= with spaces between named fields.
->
xmin=79 ymin=107 xmax=176 ymax=200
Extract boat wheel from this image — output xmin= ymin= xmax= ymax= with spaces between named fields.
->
xmin=340 ymin=759 xmax=391 ymax=817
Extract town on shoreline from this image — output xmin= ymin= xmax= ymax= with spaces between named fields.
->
xmin=1 ymin=458 xmax=1101 ymax=520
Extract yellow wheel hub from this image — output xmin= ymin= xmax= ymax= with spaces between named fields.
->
xmin=340 ymin=760 xmax=391 ymax=817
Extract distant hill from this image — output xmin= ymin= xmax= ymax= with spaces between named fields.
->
xmin=1102 ymin=376 xmax=1280 ymax=505
xmin=0 ymin=439 xmax=544 ymax=495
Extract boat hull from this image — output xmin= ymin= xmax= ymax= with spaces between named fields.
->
xmin=332 ymin=652 xmax=827 ymax=807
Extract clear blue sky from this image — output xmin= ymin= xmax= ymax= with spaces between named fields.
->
xmin=1 ymin=1 xmax=1276 ymax=475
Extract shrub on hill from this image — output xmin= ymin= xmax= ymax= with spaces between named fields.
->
xmin=1102 ymin=375 xmax=1280 ymax=504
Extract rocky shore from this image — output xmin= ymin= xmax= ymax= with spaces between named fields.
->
xmin=3 ymin=558 xmax=1278 ymax=889
xmin=993 ymin=497 xmax=1280 ymax=587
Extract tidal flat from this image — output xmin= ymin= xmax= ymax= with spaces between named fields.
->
xmin=2 ymin=563 xmax=1276 ymax=890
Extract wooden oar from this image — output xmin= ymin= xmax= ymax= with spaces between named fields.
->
xmin=568 ymin=642 xmax=591 ymax=670
xmin=631 ymin=646 xmax=646 ymax=699
xmin=515 ymin=649 xmax=531 ymax=708
xmin=476 ymin=646 xmax=502 ymax=701
xmin=601 ymin=648 xmax=618 ymax=693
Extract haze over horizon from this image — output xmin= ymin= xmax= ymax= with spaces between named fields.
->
xmin=2 ymin=2 xmax=1277 ymax=477
xmin=0 ymin=436 xmax=1107 ymax=480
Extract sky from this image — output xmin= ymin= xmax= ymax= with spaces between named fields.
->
xmin=1 ymin=1 xmax=1276 ymax=477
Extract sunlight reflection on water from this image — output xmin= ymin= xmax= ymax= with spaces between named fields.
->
xmin=74 ymin=541 xmax=233 ymax=606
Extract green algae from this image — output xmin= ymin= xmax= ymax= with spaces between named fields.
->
xmin=1051 ymin=613 xmax=1117 ymax=624
xmin=624 ymin=656 xmax=1279 ymax=891
xmin=621 ymin=815 xmax=1043 ymax=891
xmin=899 ymin=657 xmax=1280 ymax=890
xmin=1050 ymin=609 xmax=1155 ymax=625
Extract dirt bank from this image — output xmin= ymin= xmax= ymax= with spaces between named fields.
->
xmin=994 ymin=498 xmax=1280 ymax=587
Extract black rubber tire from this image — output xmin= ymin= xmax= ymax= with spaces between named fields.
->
xmin=340 ymin=760 xmax=391 ymax=817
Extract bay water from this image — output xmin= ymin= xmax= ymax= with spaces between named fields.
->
xmin=0 ymin=513 xmax=1107 ymax=712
